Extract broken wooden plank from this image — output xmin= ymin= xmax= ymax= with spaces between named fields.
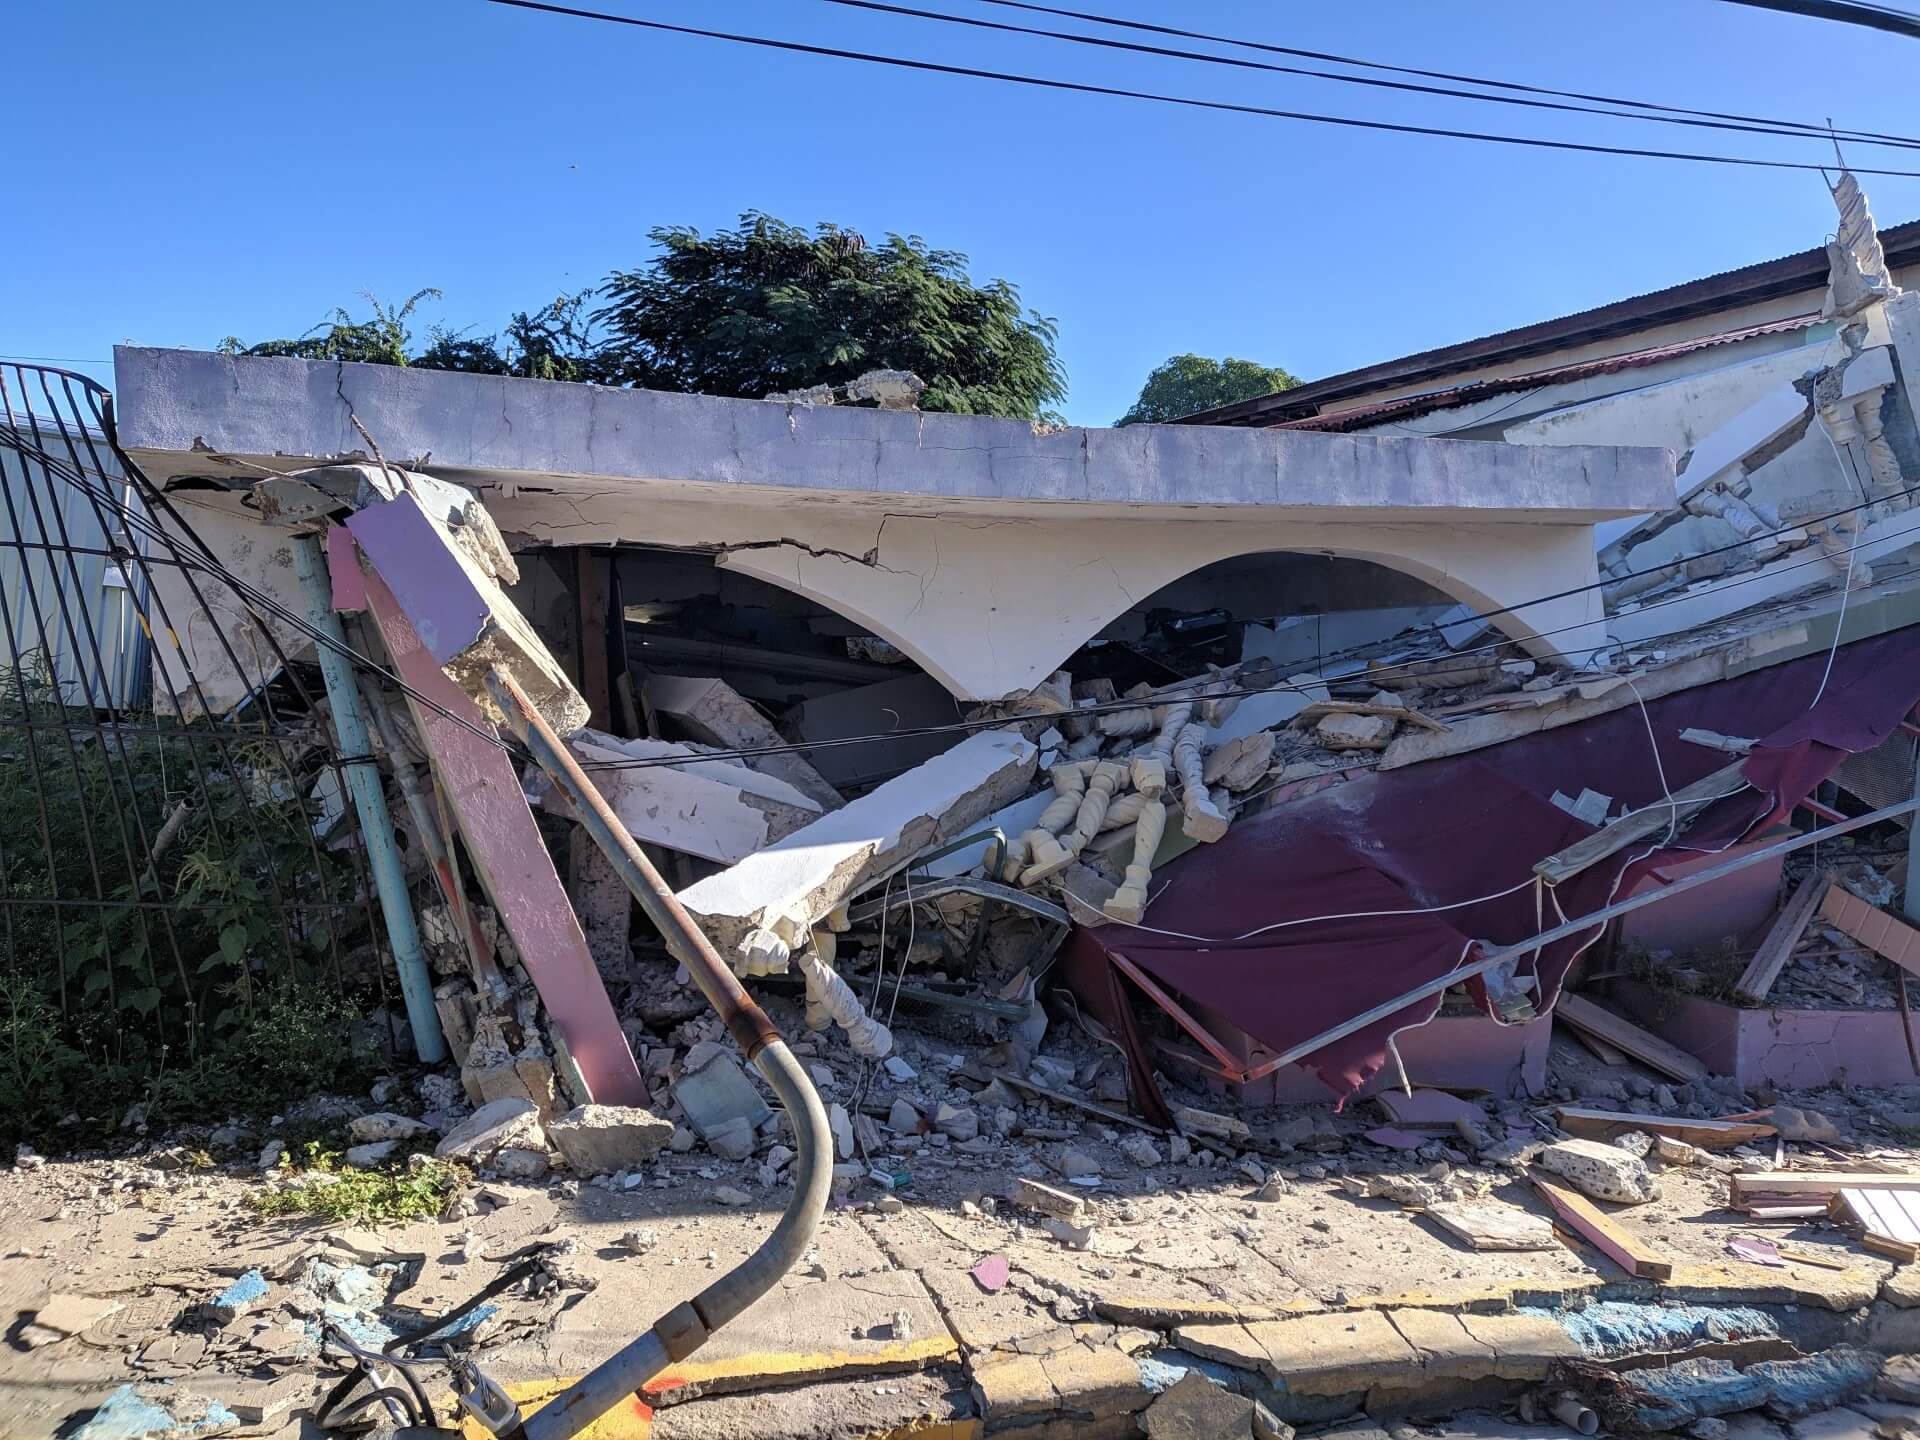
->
xmin=1423 ymin=1198 xmax=1558 ymax=1252
xmin=997 ymin=1073 xmax=1161 ymax=1135
xmin=1534 ymin=761 xmax=1749 ymax=885
xmin=1566 ymin=1024 xmax=1630 ymax=1067
xmin=1293 ymin=700 xmax=1449 ymax=735
xmin=1730 ymin=1170 xmax=1920 ymax=1207
xmin=1733 ymin=870 xmax=1831 ymax=1005
xmin=1529 ymin=1169 xmax=1673 ymax=1280
xmin=1820 ymin=883 xmax=1920 ymax=976
xmin=1831 ymin=1187 xmax=1920 ymax=1259
xmin=1553 ymin=1106 xmax=1775 ymax=1151
xmin=1553 ymin=994 xmax=1710 ymax=1083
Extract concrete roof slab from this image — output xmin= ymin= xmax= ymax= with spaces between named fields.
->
xmin=113 ymin=348 xmax=1673 ymax=522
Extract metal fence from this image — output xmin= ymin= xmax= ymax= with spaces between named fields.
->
xmin=0 ymin=361 xmax=395 ymax=1084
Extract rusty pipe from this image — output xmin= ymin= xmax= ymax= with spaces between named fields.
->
xmin=482 ymin=669 xmax=831 ymax=1440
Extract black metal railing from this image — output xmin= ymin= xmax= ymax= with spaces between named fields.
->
xmin=0 ymin=361 xmax=396 ymax=1126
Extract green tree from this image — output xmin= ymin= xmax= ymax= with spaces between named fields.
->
xmin=593 ymin=212 xmax=1065 ymax=419
xmin=220 ymin=289 xmax=440 ymax=366
xmin=1117 ymin=353 xmax=1299 ymax=425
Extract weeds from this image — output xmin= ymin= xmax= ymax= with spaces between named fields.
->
xmin=248 ymin=1140 xmax=460 ymax=1225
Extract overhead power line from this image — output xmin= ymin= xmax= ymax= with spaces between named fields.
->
xmin=813 ymin=0 xmax=1920 ymax=152
xmin=475 ymin=0 xmax=1920 ymax=176
xmin=970 ymin=0 xmax=1920 ymax=149
xmin=1712 ymin=0 xmax=1920 ymax=39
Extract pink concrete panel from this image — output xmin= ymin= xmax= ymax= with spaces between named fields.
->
xmin=341 ymin=539 xmax=648 ymax=1107
xmin=1612 ymin=979 xmax=1920 ymax=1089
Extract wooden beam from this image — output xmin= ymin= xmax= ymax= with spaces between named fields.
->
xmin=1529 ymin=1170 xmax=1672 ymax=1280
xmin=1534 ymin=761 xmax=1749 ymax=885
xmin=1731 ymin=1170 xmax=1920 ymax=1206
xmin=576 ymin=549 xmax=612 ymax=732
xmin=1552 ymin=1106 xmax=1774 ymax=1150
xmin=1732 ymin=870 xmax=1830 ymax=1004
xmin=1553 ymin=994 xmax=1709 ymax=1082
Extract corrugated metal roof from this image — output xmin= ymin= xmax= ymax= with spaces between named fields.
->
xmin=1271 ymin=314 xmax=1821 ymax=434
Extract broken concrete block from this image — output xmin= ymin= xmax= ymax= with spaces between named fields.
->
xmin=343 ymin=1141 xmax=399 ymax=1168
xmin=671 ymin=1051 xmax=773 ymax=1139
xmin=712 ymin=1185 xmax=753 ymax=1208
xmin=547 ymin=1104 xmax=675 ymax=1176
xmin=830 ymin=1103 xmax=855 ymax=1160
xmin=677 ymin=729 xmax=1037 ymax=964
xmin=1009 ymin=1177 xmax=1087 ymax=1219
xmin=72 ymin=1383 xmax=240 ymax=1440
xmin=491 ymin=1147 xmax=551 ymax=1180
xmin=538 ymin=731 xmax=821 ymax=865
xmin=1120 ymin=1134 xmax=1162 ymax=1168
xmin=1315 ymin=711 xmax=1396 ymax=750
xmin=888 ymin=1099 xmax=924 ymax=1136
xmin=1144 ymin=1371 xmax=1256 ymax=1439
xmin=435 ymin=1097 xmax=543 ymax=1163
xmin=1202 ymin=729 xmax=1277 ymax=792
xmin=24 ymin=1293 xmax=122 ymax=1348
xmin=346 ymin=487 xmax=586 ymax=735
xmin=641 ymin=674 xmax=844 ymax=812
xmin=934 ymin=1104 xmax=979 ymax=1142
xmin=1537 ymin=1137 xmax=1658 ymax=1203
xmin=347 ymin=1113 xmax=429 ymax=1143
xmin=705 ymin=1116 xmax=758 ymax=1160
xmin=206 ymin=1270 xmax=270 ymax=1326
xmin=1048 ymin=1146 xmax=1101 ymax=1180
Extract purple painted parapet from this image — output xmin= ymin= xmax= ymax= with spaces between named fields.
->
xmin=1611 ymin=978 xmax=1920 ymax=1089
xmin=331 ymin=529 xmax=650 ymax=1107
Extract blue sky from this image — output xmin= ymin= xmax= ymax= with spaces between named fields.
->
xmin=7 ymin=0 xmax=1920 ymax=425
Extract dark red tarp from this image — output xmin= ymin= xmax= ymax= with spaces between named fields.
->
xmin=1063 ymin=629 xmax=1920 ymax=1124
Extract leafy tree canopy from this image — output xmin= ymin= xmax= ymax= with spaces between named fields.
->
xmin=1117 ymin=353 xmax=1299 ymax=426
xmin=218 ymin=212 xmax=1066 ymax=420
xmin=593 ymin=213 xmax=1063 ymax=420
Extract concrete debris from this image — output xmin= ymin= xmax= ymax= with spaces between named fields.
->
xmin=706 ymin=1116 xmax=760 ymax=1160
xmin=672 ymin=1051 xmax=773 ymax=1140
xmin=341 ymin=1140 xmax=398 ymax=1168
xmin=492 ymin=1146 xmax=550 ymax=1180
xmin=677 ymin=729 xmax=1037 ymax=967
xmin=1537 ymin=1137 xmax=1659 ymax=1203
xmin=434 ymin=1097 xmax=544 ymax=1163
xmin=1047 ymin=1146 xmax=1101 ymax=1180
xmin=1773 ymin=1105 xmax=1845 ymax=1145
xmin=73 ymin=1383 xmax=239 ymax=1440
xmin=830 ymin=1103 xmax=856 ymax=1160
xmin=1144 ymin=1371 xmax=1257 ymax=1439
xmin=345 ymin=1112 xmax=429 ymax=1142
xmin=618 ymin=1226 xmax=659 ymax=1254
xmin=1316 ymin=711 xmax=1397 ymax=750
xmin=889 ymin=1099 xmax=925 ymax=1136
xmin=1120 ymin=1134 xmax=1163 ymax=1168
xmin=1008 ymin=1177 xmax=1087 ymax=1219
xmin=24 ymin=1292 xmax=122 ymax=1348
xmin=934 ymin=1104 xmax=980 ymax=1142
xmin=546 ymin=1104 xmax=675 ymax=1176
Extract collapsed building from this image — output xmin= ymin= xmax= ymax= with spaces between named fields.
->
xmin=96 ymin=175 xmax=1920 ymax=1134
xmin=10 ymin=176 xmax=1920 ymax=1439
